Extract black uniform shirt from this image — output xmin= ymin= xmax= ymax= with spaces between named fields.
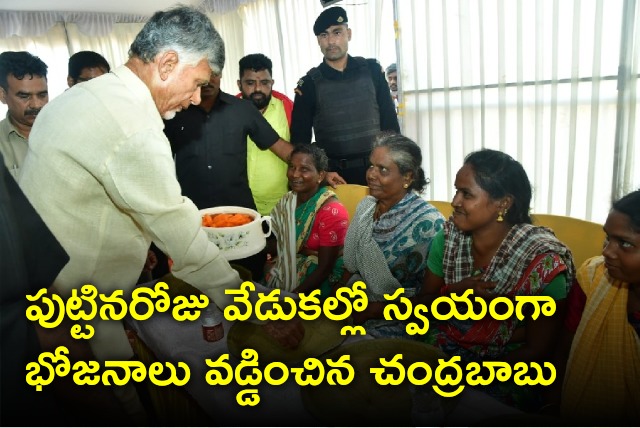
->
xmin=290 ymin=55 xmax=400 ymax=144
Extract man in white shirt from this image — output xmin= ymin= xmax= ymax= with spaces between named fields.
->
xmin=19 ymin=6 xmax=302 ymax=424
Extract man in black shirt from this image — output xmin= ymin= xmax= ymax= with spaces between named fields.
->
xmin=290 ymin=6 xmax=400 ymax=185
xmin=164 ymin=70 xmax=292 ymax=279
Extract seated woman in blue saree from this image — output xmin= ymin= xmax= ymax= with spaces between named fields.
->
xmin=266 ymin=144 xmax=349 ymax=298
xmin=340 ymin=132 xmax=445 ymax=338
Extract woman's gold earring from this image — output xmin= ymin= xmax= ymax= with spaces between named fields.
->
xmin=497 ymin=212 xmax=504 ymax=222
xmin=403 ymin=183 xmax=409 ymax=189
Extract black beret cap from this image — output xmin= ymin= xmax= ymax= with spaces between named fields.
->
xmin=313 ymin=6 xmax=348 ymax=36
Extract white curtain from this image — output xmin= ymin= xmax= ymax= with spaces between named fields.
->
xmin=65 ymin=22 xmax=146 ymax=69
xmin=238 ymin=0 xmax=394 ymax=100
xmin=613 ymin=0 xmax=640 ymax=201
xmin=0 ymin=1 xmax=394 ymax=122
xmin=0 ymin=12 xmax=149 ymax=117
xmin=0 ymin=22 xmax=70 ymax=112
xmin=396 ymin=0 xmax=639 ymax=224
xmin=0 ymin=11 xmax=60 ymax=38
xmin=0 ymin=8 xmax=246 ymax=113
xmin=208 ymin=9 xmax=246 ymax=95
xmin=0 ymin=11 xmax=148 ymax=40
xmin=3 ymin=0 xmax=636 ymax=223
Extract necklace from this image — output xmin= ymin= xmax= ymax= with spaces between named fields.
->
xmin=296 ymin=197 xmax=317 ymax=227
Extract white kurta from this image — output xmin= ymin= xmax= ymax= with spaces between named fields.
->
xmin=19 ymin=65 xmax=242 ymax=361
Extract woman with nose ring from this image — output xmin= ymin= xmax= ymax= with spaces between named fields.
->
xmin=561 ymin=189 xmax=640 ymax=425
xmin=339 ymin=131 xmax=445 ymax=338
xmin=266 ymin=144 xmax=349 ymax=298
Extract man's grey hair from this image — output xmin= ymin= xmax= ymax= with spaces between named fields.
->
xmin=129 ymin=6 xmax=225 ymax=74
xmin=386 ymin=63 xmax=397 ymax=75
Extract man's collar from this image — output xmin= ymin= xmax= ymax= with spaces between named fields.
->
xmin=0 ymin=112 xmax=28 ymax=140
xmin=321 ymin=54 xmax=353 ymax=72
xmin=214 ymin=90 xmax=234 ymax=105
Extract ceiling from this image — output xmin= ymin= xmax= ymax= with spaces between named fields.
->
xmin=0 ymin=0 xmax=204 ymax=15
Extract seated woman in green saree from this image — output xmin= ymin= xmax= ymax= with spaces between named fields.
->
xmin=266 ymin=144 xmax=349 ymax=298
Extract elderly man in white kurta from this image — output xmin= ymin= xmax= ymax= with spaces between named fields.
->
xmin=19 ymin=6 xmax=302 ymax=424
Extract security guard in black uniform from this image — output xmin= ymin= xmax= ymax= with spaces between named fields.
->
xmin=290 ymin=6 xmax=400 ymax=185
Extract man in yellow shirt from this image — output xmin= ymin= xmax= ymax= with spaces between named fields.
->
xmin=237 ymin=53 xmax=293 ymax=215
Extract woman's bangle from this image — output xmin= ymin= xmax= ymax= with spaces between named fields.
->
xmin=439 ymin=285 xmax=450 ymax=296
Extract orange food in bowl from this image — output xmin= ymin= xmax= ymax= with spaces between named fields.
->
xmin=202 ymin=213 xmax=254 ymax=228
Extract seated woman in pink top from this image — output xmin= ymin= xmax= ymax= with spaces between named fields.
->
xmin=266 ymin=144 xmax=349 ymax=298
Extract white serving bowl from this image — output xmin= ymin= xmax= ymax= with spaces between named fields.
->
xmin=199 ymin=206 xmax=271 ymax=261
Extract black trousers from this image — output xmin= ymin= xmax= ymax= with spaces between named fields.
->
xmin=329 ymin=155 xmax=370 ymax=186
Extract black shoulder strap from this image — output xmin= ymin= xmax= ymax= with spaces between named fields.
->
xmin=352 ymin=56 xmax=369 ymax=67
xmin=366 ymin=57 xmax=382 ymax=68
xmin=307 ymin=66 xmax=323 ymax=82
